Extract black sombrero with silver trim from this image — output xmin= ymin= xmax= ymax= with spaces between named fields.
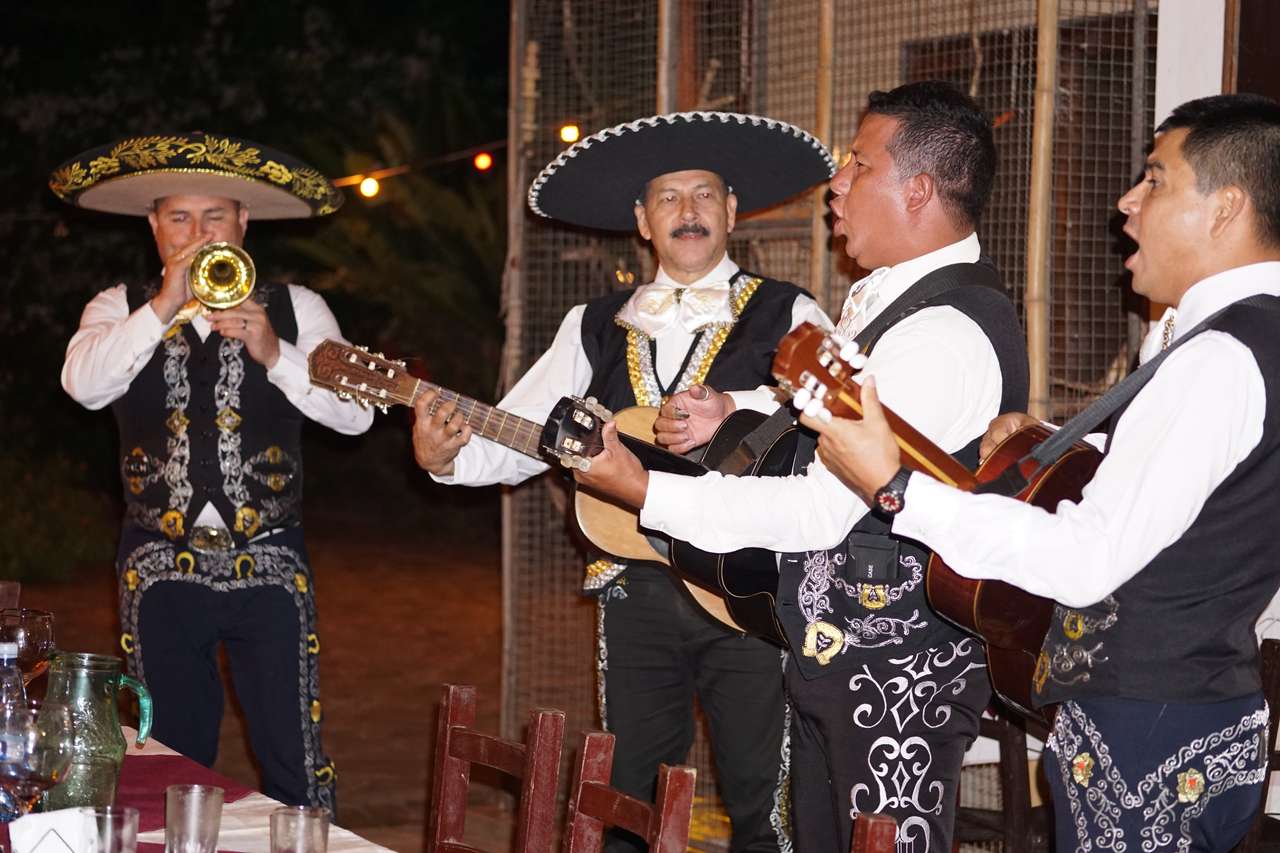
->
xmin=528 ymin=111 xmax=836 ymax=231
xmin=49 ymin=131 xmax=343 ymax=219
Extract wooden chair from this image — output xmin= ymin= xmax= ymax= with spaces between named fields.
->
xmin=428 ymin=683 xmax=565 ymax=853
xmin=952 ymin=707 xmax=1051 ymax=852
xmin=851 ymin=813 xmax=897 ymax=853
xmin=1232 ymin=638 xmax=1280 ymax=852
xmin=0 ymin=582 xmax=20 ymax=611
xmin=562 ymin=731 xmax=696 ymax=853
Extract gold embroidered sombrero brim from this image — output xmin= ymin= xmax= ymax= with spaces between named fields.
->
xmin=527 ymin=112 xmax=836 ymax=232
xmin=49 ymin=132 xmax=343 ymax=219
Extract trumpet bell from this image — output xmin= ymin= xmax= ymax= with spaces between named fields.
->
xmin=188 ymin=242 xmax=255 ymax=310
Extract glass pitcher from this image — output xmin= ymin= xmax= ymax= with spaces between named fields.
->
xmin=40 ymin=652 xmax=152 ymax=809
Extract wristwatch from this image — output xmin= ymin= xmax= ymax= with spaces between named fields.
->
xmin=873 ymin=466 xmax=912 ymax=515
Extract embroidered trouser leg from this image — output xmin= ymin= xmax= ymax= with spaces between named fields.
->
xmin=599 ymin=565 xmax=789 ymax=853
xmin=1044 ymin=694 xmax=1267 ymax=852
xmin=119 ymin=536 xmax=336 ymax=812
xmin=786 ymin=638 xmax=989 ymax=853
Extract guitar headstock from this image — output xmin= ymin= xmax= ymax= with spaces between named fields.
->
xmin=772 ymin=322 xmax=869 ymax=420
xmin=540 ymin=396 xmax=614 ymax=471
xmin=307 ymin=339 xmax=417 ymax=413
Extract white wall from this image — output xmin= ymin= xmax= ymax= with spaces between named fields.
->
xmin=1155 ymin=0 xmax=1225 ymax=127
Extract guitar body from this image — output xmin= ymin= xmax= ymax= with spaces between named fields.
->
xmin=668 ymin=411 xmax=798 ymax=647
xmin=925 ymin=424 xmax=1103 ymax=724
xmin=572 ymin=407 xmax=755 ymax=635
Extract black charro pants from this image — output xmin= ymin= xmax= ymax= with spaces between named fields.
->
xmin=600 ymin=564 xmax=789 ymax=853
xmin=787 ymin=638 xmax=989 ymax=853
xmin=119 ymin=533 xmax=335 ymax=812
xmin=1044 ymin=694 xmax=1267 ymax=852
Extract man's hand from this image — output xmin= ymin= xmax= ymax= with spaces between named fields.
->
xmin=979 ymin=412 xmax=1040 ymax=462
xmin=412 ymin=390 xmax=474 ymax=476
xmin=209 ymin=298 xmax=281 ymax=368
xmin=573 ymin=421 xmax=650 ymax=509
xmin=653 ymin=384 xmax=734 ymax=454
xmin=150 ymin=234 xmax=213 ymax=324
xmin=798 ymin=376 xmax=900 ymax=505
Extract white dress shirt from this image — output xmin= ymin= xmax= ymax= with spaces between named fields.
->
xmin=639 ymin=233 xmax=1005 ymax=552
xmin=437 ymin=253 xmax=831 ymax=487
xmin=62 ymin=283 xmax=375 ymax=529
xmin=894 ymin=261 xmax=1280 ymax=608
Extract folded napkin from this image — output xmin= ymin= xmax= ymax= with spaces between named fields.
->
xmin=8 ymin=808 xmax=91 ymax=853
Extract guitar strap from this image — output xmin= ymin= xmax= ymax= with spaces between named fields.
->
xmin=739 ymin=260 xmax=1001 ymax=461
xmin=979 ymin=293 xmax=1280 ymax=496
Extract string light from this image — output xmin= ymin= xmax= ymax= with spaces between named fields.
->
xmin=559 ymin=123 xmax=581 ymax=144
xmin=472 ymin=152 xmax=494 ymax=172
xmin=358 ymin=177 xmax=380 ymax=198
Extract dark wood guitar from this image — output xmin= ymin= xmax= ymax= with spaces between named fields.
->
xmin=773 ymin=323 xmax=1102 ymax=722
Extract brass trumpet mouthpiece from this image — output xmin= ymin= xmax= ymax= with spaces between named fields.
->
xmin=188 ymin=242 xmax=255 ymax=310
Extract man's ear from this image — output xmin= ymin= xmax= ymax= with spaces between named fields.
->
xmin=1209 ymin=185 xmax=1247 ymax=239
xmin=634 ymin=204 xmax=652 ymax=241
xmin=238 ymin=204 xmax=250 ymax=236
xmin=903 ymin=172 xmax=934 ymax=216
xmin=147 ymin=209 xmax=160 ymax=238
xmin=725 ymin=192 xmax=738 ymax=234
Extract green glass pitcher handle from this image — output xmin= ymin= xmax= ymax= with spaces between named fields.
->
xmin=119 ymin=674 xmax=153 ymax=746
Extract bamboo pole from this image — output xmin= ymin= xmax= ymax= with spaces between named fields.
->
xmin=657 ymin=0 xmax=677 ymax=112
xmin=809 ymin=0 xmax=835 ymax=306
xmin=1025 ymin=0 xmax=1059 ymax=420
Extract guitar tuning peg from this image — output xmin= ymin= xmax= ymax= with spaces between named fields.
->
xmin=793 ymin=388 xmax=812 ymax=410
xmin=356 ymin=345 xmax=369 ymax=352
xmin=395 ymin=360 xmax=407 ymax=369
xmin=356 ymin=397 xmax=369 ymax=409
xmin=376 ymin=403 xmax=389 ymax=414
xmin=802 ymin=397 xmax=824 ymax=420
xmin=559 ymin=455 xmax=574 ymax=468
xmin=374 ymin=351 xmax=385 ymax=358
xmin=336 ymin=390 xmax=351 ymax=401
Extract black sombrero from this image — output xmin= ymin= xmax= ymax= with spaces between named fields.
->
xmin=49 ymin=131 xmax=343 ymax=219
xmin=527 ymin=111 xmax=835 ymax=231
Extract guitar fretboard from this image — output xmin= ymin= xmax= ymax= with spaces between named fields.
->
xmin=411 ymin=381 xmax=544 ymax=459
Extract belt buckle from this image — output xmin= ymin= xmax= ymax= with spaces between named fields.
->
xmin=189 ymin=526 xmax=233 ymax=554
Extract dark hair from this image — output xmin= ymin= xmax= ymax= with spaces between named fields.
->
xmin=866 ymin=81 xmax=996 ymax=229
xmin=1157 ymin=93 xmax=1280 ymax=247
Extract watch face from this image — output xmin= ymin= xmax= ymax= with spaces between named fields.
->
xmin=875 ymin=489 xmax=904 ymax=514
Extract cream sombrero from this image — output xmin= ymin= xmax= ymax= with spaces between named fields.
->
xmin=49 ymin=131 xmax=343 ymax=219
xmin=527 ymin=111 xmax=835 ymax=231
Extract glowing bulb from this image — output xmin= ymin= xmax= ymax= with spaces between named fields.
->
xmin=473 ymin=152 xmax=494 ymax=172
xmin=560 ymin=124 xmax=581 ymax=144
xmin=358 ymin=177 xmax=380 ymax=198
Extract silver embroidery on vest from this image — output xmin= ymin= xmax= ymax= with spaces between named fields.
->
xmin=215 ymin=338 xmax=250 ymax=508
xmin=1046 ymin=596 xmax=1119 ymax=688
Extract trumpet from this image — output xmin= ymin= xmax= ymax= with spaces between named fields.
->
xmin=188 ymin=242 xmax=255 ymax=310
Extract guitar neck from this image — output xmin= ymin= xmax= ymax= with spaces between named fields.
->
xmin=830 ymin=384 xmax=980 ymax=491
xmin=409 ymin=381 xmax=545 ymax=460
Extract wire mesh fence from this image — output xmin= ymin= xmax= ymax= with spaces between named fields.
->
xmin=505 ymin=1 xmax=1159 ymax=848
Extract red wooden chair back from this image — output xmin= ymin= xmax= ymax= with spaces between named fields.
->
xmin=851 ymin=813 xmax=897 ymax=853
xmin=562 ymin=731 xmax=696 ymax=853
xmin=428 ymin=684 xmax=565 ymax=853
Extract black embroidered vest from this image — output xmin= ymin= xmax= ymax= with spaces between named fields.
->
xmin=581 ymin=272 xmax=808 ymax=412
xmin=1037 ymin=298 xmax=1280 ymax=705
xmin=777 ymin=263 xmax=1029 ymax=680
xmin=114 ymin=283 xmax=304 ymax=547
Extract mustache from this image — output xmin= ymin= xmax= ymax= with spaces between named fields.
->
xmin=670 ymin=223 xmax=710 ymax=239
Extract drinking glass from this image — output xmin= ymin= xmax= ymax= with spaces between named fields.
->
xmin=164 ymin=784 xmax=223 ymax=853
xmin=0 ymin=609 xmax=55 ymax=686
xmin=81 ymin=805 xmax=140 ymax=853
xmin=0 ymin=699 xmax=74 ymax=815
xmin=270 ymin=805 xmax=329 ymax=853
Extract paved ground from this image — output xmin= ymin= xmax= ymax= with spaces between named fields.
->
xmin=22 ymin=521 xmax=505 ymax=852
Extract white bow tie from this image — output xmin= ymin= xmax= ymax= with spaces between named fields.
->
xmin=620 ymin=280 xmax=735 ymax=336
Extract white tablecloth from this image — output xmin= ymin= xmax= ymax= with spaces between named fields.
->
xmin=123 ymin=729 xmax=392 ymax=853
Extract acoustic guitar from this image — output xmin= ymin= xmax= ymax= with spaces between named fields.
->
xmin=305 ymin=340 xmax=749 ymax=632
xmin=773 ymin=323 xmax=1102 ymax=722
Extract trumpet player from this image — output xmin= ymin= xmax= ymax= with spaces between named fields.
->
xmin=55 ymin=132 xmax=372 ymax=811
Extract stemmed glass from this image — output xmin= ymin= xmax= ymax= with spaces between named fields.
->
xmin=0 ymin=609 xmax=55 ymax=687
xmin=0 ymin=699 xmax=74 ymax=817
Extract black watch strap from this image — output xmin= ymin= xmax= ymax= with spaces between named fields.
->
xmin=873 ymin=466 xmax=912 ymax=515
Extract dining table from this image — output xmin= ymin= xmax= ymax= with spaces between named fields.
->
xmin=3 ymin=728 xmax=393 ymax=853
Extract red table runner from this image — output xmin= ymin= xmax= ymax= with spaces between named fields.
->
xmin=116 ymin=753 xmax=256 ymax=833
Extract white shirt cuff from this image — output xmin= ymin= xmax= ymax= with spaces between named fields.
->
xmin=726 ymin=387 xmax=783 ymax=415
